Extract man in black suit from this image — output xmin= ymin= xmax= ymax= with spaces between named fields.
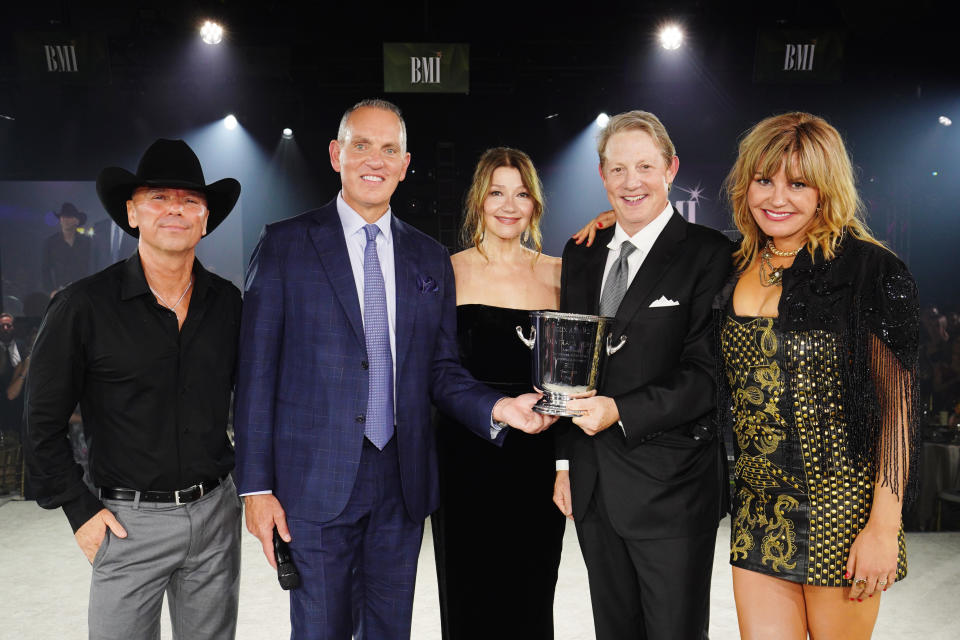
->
xmin=553 ymin=110 xmax=732 ymax=639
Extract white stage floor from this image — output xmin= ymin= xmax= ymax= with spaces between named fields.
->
xmin=1 ymin=499 xmax=957 ymax=639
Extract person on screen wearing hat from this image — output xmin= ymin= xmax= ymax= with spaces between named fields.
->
xmin=40 ymin=202 xmax=93 ymax=293
xmin=25 ymin=139 xmax=243 ymax=640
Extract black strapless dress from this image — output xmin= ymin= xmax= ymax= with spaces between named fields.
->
xmin=431 ymin=304 xmax=566 ymax=640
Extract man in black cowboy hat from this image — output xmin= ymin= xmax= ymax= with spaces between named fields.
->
xmin=25 ymin=139 xmax=243 ymax=640
xmin=40 ymin=202 xmax=92 ymax=293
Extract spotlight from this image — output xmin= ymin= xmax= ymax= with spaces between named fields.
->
xmin=939 ymin=115 xmax=952 ymax=126
xmin=201 ymin=21 xmax=223 ymax=45
xmin=596 ymin=112 xmax=610 ymax=128
xmin=223 ymin=114 xmax=238 ymax=130
xmin=659 ymin=24 xmax=684 ymax=50
xmin=282 ymin=127 xmax=294 ymax=139
xmin=932 ymin=171 xmax=939 ymax=176
xmin=545 ymin=113 xmax=559 ymax=120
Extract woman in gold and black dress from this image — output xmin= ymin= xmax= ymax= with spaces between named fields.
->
xmin=717 ymin=112 xmax=918 ymax=639
xmin=431 ymin=147 xmax=566 ymax=639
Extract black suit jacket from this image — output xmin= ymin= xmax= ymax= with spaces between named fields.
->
xmin=558 ymin=210 xmax=732 ymax=539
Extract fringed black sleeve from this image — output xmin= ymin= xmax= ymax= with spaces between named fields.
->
xmin=859 ymin=261 xmax=921 ymax=503
xmin=716 ymin=237 xmax=921 ymax=506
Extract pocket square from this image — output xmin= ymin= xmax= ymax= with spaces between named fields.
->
xmin=417 ymin=274 xmax=439 ymax=294
xmin=649 ymin=296 xmax=679 ymax=307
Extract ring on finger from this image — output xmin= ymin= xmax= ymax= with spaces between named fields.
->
xmin=878 ymin=579 xmax=888 ymax=586
xmin=854 ymin=578 xmax=867 ymax=587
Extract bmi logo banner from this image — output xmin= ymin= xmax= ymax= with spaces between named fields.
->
xmin=14 ymin=32 xmax=110 ymax=84
xmin=753 ymin=29 xmax=844 ymax=84
xmin=383 ymin=43 xmax=469 ymax=94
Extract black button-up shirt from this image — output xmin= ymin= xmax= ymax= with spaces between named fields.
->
xmin=26 ymin=252 xmax=241 ymax=532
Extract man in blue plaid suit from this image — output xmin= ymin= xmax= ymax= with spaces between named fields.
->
xmin=234 ymin=99 xmax=553 ymax=640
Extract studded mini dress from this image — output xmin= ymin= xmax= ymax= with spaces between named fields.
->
xmin=721 ymin=309 xmax=908 ymax=586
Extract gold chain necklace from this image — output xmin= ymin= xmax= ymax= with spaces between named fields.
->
xmin=758 ymin=240 xmax=800 ymax=287
xmin=765 ymin=239 xmax=800 ymax=258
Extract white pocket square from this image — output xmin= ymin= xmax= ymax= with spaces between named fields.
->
xmin=649 ymin=296 xmax=680 ymax=307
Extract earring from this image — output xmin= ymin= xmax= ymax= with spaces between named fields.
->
xmin=521 ymin=229 xmax=530 ymax=244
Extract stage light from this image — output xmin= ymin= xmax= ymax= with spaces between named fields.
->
xmin=596 ymin=113 xmax=610 ymax=128
xmin=932 ymin=171 xmax=939 ymax=176
xmin=223 ymin=114 xmax=238 ymax=130
xmin=282 ymin=128 xmax=293 ymax=139
xmin=545 ymin=113 xmax=559 ymax=120
xmin=659 ymin=25 xmax=683 ymax=50
xmin=939 ymin=116 xmax=952 ymax=126
xmin=201 ymin=21 xmax=223 ymax=45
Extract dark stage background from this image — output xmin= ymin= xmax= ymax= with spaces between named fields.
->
xmin=1 ymin=1 xmax=957 ymax=314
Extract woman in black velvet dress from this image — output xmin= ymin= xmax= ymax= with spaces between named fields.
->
xmin=431 ymin=147 xmax=566 ymax=640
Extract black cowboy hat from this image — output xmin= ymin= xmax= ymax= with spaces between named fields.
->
xmin=96 ymin=139 xmax=241 ymax=238
xmin=54 ymin=202 xmax=88 ymax=226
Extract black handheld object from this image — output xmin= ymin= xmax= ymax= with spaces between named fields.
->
xmin=273 ymin=527 xmax=301 ymax=590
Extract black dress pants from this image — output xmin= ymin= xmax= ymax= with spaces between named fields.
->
xmin=575 ymin=489 xmax=715 ymax=640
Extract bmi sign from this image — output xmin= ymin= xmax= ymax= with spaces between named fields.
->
xmin=383 ymin=43 xmax=469 ymax=94
xmin=14 ymin=32 xmax=110 ymax=83
xmin=753 ymin=29 xmax=844 ymax=84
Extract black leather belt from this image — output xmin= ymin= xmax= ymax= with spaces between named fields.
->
xmin=99 ymin=477 xmax=223 ymax=504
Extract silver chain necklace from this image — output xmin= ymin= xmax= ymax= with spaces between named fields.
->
xmin=149 ymin=276 xmax=193 ymax=311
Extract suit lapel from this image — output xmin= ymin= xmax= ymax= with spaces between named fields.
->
xmin=308 ymin=204 xmax=365 ymax=345
xmin=391 ymin=218 xmax=417 ymax=374
xmin=615 ymin=211 xmax=687 ymax=325
xmin=580 ymin=228 xmax=614 ymax=314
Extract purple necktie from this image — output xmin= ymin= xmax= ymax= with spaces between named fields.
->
xmin=363 ymin=224 xmax=394 ymax=449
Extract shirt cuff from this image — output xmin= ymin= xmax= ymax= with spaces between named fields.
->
xmin=239 ymin=490 xmax=273 ymax=497
xmin=63 ymin=490 xmax=107 ymax=534
xmin=555 ymin=459 xmax=569 ymax=471
xmin=619 ymin=420 xmax=625 ymax=437
xmin=490 ymin=396 xmax=510 ymax=439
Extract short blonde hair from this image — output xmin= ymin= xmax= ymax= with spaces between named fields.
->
xmin=725 ymin=112 xmax=886 ymax=270
xmin=461 ymin=147 xmax=545 ymax=259
xmin=597 ymin=110 xmax=676 ymax=169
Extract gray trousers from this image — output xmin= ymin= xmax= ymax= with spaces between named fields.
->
xmin=89 ymin=475 xmax=242 ymax=640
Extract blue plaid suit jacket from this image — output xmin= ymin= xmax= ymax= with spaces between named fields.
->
xmin=234 ymin=200 xmax=503 ymax=523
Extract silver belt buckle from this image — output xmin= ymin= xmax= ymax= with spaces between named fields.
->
xmin=176 ymin=482 xmax=205 ymax=505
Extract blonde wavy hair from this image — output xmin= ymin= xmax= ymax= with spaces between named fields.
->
xmin=725 ymin=112 xmax=886 ymax=271
xmin=460 ymin=147 xmax=545 ymax=260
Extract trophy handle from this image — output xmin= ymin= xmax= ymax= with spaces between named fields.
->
xmin=606 ymin=334 xmax=627 ymax=355
xmin=515 ymin=326 xmax=536 ymax=350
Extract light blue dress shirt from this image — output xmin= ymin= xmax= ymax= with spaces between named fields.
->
xmin=336 ymin=192 xmax=397 ymax=381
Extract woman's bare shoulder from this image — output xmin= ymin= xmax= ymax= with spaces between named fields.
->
xmin=532 ymin=252 xmax=562 ymax=288
xmin=450 ymin=247 xmax=480 ymax=267
xmin=537 ymin=253 xmax=562 ymax=267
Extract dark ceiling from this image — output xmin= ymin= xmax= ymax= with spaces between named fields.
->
xmin=0 ymin=1 xmax=954 ymax=179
